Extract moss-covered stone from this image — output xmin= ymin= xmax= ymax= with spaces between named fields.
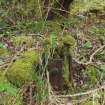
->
xmin=12 ymin=35 xmax=34 ymax=48
xmin=6 ymin=50 xmax=40 ymax=87
xmin=62 ymin=35 xmax=76 ymax=87
xmin=43 ymin=34 xmax=76 ymax=50
xmin=0 ymin=48 xmax=6 ymax=56
xmin=62 ymin=35 xmax=76 ymax=47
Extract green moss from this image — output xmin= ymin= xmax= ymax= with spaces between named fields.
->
xmin=0 ymin=48 xmax=6 ymax=56
xmin=43 ymin=35 xmax=76 ymax=48
xmin=46 ymin=21 xmax=62 ymax=33
xmin=25 ymin=0 xmax=43 ymax=18
xmin=2 ymin=50 xmax=48 ymax=104
xmin=21 ymin=50 xmax=39 ymax=63
xmin=81 ymin=100 xmax=99 ymax=105
xmin=62 ymin=35 xmax=76 ymax=47
xmin=12 ymin=35 xmax=34 ymax=48
xmin=61 ymin=35 xmax=76 ymax=87
xmin=71 ymin=0 xmax=105 ymax=15
xmin=85 ymin=65 xmax=99 ymax=87
xmin=6 ymin=50 xmax=40 ymax=87
xmin=0 ymin=48 xmax=9 ymax=57
xmin=63 ymin=56 xmax=70 ymax=86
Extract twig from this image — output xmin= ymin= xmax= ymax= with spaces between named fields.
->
xmin=55 ymin=85 xmax=105 ymax=98
xmin=74 ymin=45 xmax=105 ymax=65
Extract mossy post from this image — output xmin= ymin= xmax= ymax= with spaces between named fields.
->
xmin=42 ymin=34 xmax=76 ymax=89
xmin=62 ymin=35 xmax=76 ymax=87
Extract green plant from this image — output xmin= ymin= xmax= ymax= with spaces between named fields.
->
xmin=84 ymin=65 xmax=99 ymax=88
xmin=0 ymin=74 xmax=17 ymax=97
xmin=12 ymin=35 xmax=34 ymax=48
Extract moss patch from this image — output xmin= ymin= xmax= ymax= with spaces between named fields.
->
xmin=12 ymin=35 xmax=34 ymax=48
xmin=71 ymin=0 xmax=105 ymax=15
xmin=0 ymin=48 xmax=9 ymax=57
xmin=6 ymin=50 xmax=40 ymax=87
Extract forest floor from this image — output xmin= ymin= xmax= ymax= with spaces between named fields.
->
xmin=0 ymin=1 xmax=105 ymax=105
